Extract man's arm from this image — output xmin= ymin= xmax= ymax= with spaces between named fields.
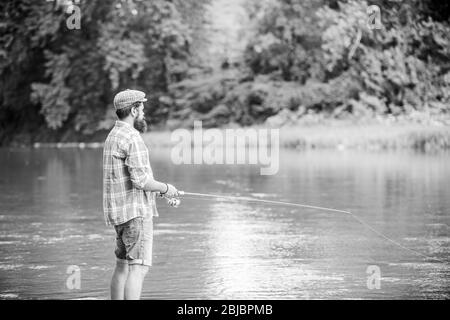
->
xmin=142 ymin=177 xmax=168 ymax=193
xmin=143 ymin=179 xmax=178 ymax=197
xmin=124 ymin=136 xmax=178 ymax=196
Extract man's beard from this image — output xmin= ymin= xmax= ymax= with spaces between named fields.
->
xmin=134 ymin=117 xmax=148 ymax=134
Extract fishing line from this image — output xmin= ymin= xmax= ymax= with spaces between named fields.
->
xmin=169 ymin=191 xmax=447 ymax=265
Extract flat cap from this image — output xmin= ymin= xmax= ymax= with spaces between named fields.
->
xmin=113 ymin=89 xmax=148 ymax=110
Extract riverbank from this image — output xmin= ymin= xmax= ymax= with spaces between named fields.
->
xmin=278 ymin=122 xmax=450 ymax=151
xmin=142 ymin=121 xmax=450 ymax=152
xmin=20 ymin=120 xmax=450 ymax=152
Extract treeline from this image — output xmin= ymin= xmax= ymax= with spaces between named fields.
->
xmin=243 ymin=0 xmax=450 ymax=123
xmin=0 ymin=0 xmax=449 ymax=146
xmin=167 ymin=0 xmax=450 ymax=129
xmin=0 ymin=0 xmax=209 ymax=145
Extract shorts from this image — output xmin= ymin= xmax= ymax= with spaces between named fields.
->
xmin=114 ymin=216 xmax=153 ymax=267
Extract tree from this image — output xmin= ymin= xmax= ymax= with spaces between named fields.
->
xmin=0 ymin=0 xmax=209 ymax=144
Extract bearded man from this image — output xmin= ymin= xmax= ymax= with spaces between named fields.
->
xmin=103 ymin=89 xmax=178 ymax=300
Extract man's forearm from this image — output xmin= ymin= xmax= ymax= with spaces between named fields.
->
xmin=142 ymin=177 xmax=167 ymax=193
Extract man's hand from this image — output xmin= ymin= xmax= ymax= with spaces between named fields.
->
xmin=163 ymin=183 xmax=178 ymax=197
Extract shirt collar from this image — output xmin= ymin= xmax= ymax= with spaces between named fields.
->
xmin=115 ymin=120 xmax=138 ymax=133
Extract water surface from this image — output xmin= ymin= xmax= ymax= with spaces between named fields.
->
xmin=0 ymin=147 xmax=449 ymax=299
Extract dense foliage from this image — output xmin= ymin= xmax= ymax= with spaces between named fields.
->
xmin=0 ymin=0 xmax=448 ymax=145
xmin=242 ymin=0 xmax=450 ymax=121
xmin=0 ymin=0 xmax=208 ymax=145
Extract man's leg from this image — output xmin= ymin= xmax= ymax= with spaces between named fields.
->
xmin=123 ymin=217 xmax=153 ymax=300
xmin=111 ymin=259 xmax=129 ymax=300
xmin=124 ymin=264 xmax=149 ymax=300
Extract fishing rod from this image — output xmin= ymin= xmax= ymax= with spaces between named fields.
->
xmin=159 ymin=191 xmax=448 ymax=265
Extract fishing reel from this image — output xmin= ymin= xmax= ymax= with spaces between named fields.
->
xmin=158 ymin=190 xmax=184 ymax=208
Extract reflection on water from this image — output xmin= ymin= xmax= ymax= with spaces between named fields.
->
xmin=0 ymin=147 xmax=449 ymax=299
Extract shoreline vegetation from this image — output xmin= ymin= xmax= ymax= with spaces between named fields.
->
xmin=146 ymin=121 xmax=450 ymax=152
xmin=29 ymin=118 xmax=450 ymax=152
xmin=2 ymin=2 xmax=449 ymax=150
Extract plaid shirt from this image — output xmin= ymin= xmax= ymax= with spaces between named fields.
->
xmin=103 ymin=121 xmax=159 ymax=226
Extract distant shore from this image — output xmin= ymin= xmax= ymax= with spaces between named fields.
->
xmin=143 ymin=120 xmax=450 ymax=152
xmin=24 ymin=120 xmax=450 ymax=152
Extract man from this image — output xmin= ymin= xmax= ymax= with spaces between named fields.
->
xmin=103 ymin=89 xmax=178 ymax=300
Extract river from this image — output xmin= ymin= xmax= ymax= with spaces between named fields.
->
xmin=0 ymin=147 xmax=449 ymax=299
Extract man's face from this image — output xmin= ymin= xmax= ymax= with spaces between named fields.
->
xmin=133 ymin=103 xmax=147 ymax=134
